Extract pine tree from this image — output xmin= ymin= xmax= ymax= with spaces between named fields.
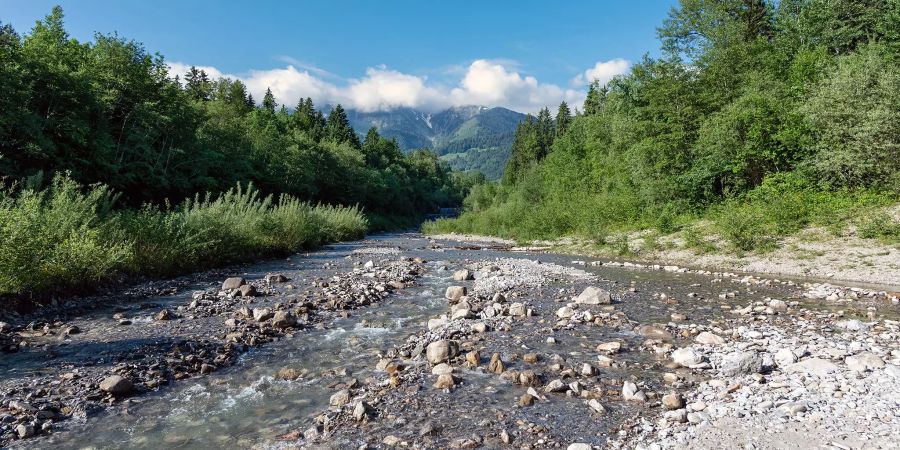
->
xmin=325 ymin=104 xmax=360 ymax=148
xmin=246 ymin=93 xmax=255 ymax=109
xmin=262 ymin=87 xmax=276 ymax=112
xmin=583 ymin=80 xmax=603 ymax=116
xmin=555 ymin=101 xmax=571 ymax=136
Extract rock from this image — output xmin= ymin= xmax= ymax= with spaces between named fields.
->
xmin=694 ymin=331 xmax=725 ymax=345
xmin=65 ymin=325 xmax=81 ymax=335
xmin=276 ymin=368 xmax=302 ymax=380
xmin=452 ymin=269 xmax=474 ymax=281
xmin=768 ymin=299 xmax=787 ymax=311
xmin=433 ymin=373 xmax=456 ymax=389
xmin=581 ymin=363 xmax=596 ymax=376
xmin=635 ymin=324 xmax=672 ymax=340
xmin=330 ymin=389 xmax=351 ymax=407
xmin=363 ymin=260 xmax=375 ymax=269
xmin=265 ymin=274 xmax=288 ymax=283
xmin=154 ymin=309 xmax=173 ymax=321
xmin=567 ymin=443 xmax=592 ymax=450
xmin=662 ymin=392 xmax=685 ymax=410
xmin=671 ymin=313 xmax=688 ymax=321
xmin=222 ymin=277 xmax=246 ymax=290
xmin=523 ymin=353 xmax=539 ymax=363
xmin=445 ymin=286 xmax=467 ymax=303
xmin=465 ymin=351 xmax=480 ymax=367
xmin=518 ymin=370 xmax=539 ymax=386
xmin=237 ymin=284 xmax=258 ymax=297
xmin=845 ymin=352 xmax=885 ymax=372
xmin=556 ymin=306 xmax=575 ymax=319
xmin=471 ymin=322 xmax=488 ymax=333
xmin=774 ymin=348 xmax=798 ymax=367
xmin=720 ymin=351 xmax=763 ymax=376
xmin=664 ymin=409 xmax=688 ymax=423
xmin=383 ymin=435 xmax=402 ymax=447
xmin=835 ymin=319 xmax=869 ymax=332
xmin=271 ymin=311 xmax=296 ymax=328
xmin=519 ymin=393 xmax=536 ymax=406
xmin=431 ymin=363 xmax=454 ymax=375
xmin=488 ymin=353 xmax=505 ymax=374
xmin=451 ymin=308 xmax=472 ymax=320
xmin=508 ymin=303 xmax=527 ymax=317
xmin=252 ymin=308 xmax=273 ymax=322
xmin=588 ymin=398 xmax=606 ymax=414
xmin=672 ymin=348 xmax=704 ymax=367
xmin=428 ymin=318 xmax=448 ymax=330
xmin=16 ymin=424 xmax=35 ymax=439
xmin=575 ymin=286 xmax=612 ymax=305
xmin=544 ymin=379 xmax=567 ymax=393
xmin=99 ymin=375 xmax=133 ymax=395
xmin=426 ymin=340 xmax=459 ymax=364
xmin=596 ymin=341 xmax=621 ymax=354
xmin=622 ymin=381 xmax=645 ymax=401
xmin=353 ymin=401 xmax=371 ymax=421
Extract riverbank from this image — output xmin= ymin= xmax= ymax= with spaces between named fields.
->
xmin=428 ymin=229 xmax=900 ymax=290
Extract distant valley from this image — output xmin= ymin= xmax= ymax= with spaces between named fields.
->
xmin=345 ymin=106 xmax=525 ymax=179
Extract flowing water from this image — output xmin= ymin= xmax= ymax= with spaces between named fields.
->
xmin=9 ymin=233 xmax=886 ymax=449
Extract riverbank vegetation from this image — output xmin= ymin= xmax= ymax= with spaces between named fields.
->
xmin=0 ymin=7 xmax=468 ymax=298
xmin=426 ymin=0 xmax=900 ymax=252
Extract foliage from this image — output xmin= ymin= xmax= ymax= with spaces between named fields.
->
xmin=0 ymin=175 xmax=367 ymax=296
xmin=427 ymin=0 xmax=900 ymax=252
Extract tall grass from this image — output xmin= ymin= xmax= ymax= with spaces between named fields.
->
xmin=0 ymin=175 xmax=367 ymax=297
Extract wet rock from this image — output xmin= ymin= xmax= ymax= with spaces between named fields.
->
xmin=720 ymin=351 xmax=763 ymax=376
xmin=445 ymin=286 xmax=467 ymax=303
xmin=154 ymin=309 xmax=173 ymax=321
xmin=330 ymin=389 xmax=350 ymax=407
xmin=694 ymin=331 xmax=725 ymax=345
xmin=622 ymin=381 xmax=646 ymax=402
xmin=222 ymin=277 xmax=245 ymax=290
xmin=15 ymin=424 xmax=34 ymax=439
xmin=276 ymin=367 xmax=302 ymax=380
xmin=271 ymin=311 xmax=296 ymax=328
xmin=237 ymin=285 xmax=258 ymax=297
xmin=575 ymin=286 xmax=611 ymax=305
xmin=588 ymin=398 xmax=606 ymax=414
xmin=672 ymin=348 xmax=704 ymax=367
xmin=426 ymin=340 xmax=459 ymax=364
xmin=434 ymin=373 xmax=456 ymax=389
xmin=518 ymin=370 xmax=539 ymax=387
xmin=519 ymin=393 xmax=535 ymax=406
xmin=252 ymin=308 xmax=273 ymax=322
xmin=452 ymin=269 xmax=474 ymax=281
xmin=662 ymin=392 xmax=685 ymax=410
xmin=99 ymin=375 xmax=133 ymax=395
xmin=636 ymin=324 xmax=672 ymax=340
xmin=65 ymin=325 xmax=81 ymax=335
xmin=556 ymin=306 xmax=575 ymax=319
xmin=265 ymin=274 xmax=288 ymax=283
xmin=523 ymin=353 xmax=539 ymax=363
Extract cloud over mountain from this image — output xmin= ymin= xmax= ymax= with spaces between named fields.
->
xmin=168 ymin=58 xmax=630 ymax=114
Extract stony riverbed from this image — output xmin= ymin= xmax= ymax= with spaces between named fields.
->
xmin=1 ymin=233 xmax=898 ymax=449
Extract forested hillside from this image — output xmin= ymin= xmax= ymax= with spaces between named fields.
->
xmin=428 ymin=0 xmax=900 ymax=251
xmin=0 ymin=7 xmax=471 ymax=298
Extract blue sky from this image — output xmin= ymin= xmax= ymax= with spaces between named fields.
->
xmin=1 ymin=1 xmax=678 ymax=112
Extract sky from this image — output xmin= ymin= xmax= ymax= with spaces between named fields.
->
xmin=0 ymin=1 xmax=678 ymax=113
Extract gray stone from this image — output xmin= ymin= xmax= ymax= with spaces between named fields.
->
xmin=720 ymin=351 xmax=763 ymax=376
xmin=452 ymin=269 xmax=474 ymax=281
xmin=672 ymin=348 xmax=704 ymax=367
xmin=445 ymin=286 xmax=467 ymax=303
xmin=426 ymin=340 xmax=459 ymax=364
xmin=222 ymin=277 xmax=245 ymax=290
xmin=271 ymin=311 xmax=296 ymax=328
xmin=785 ymin=358 xmax=840 ymax=377
xmin=845 ymin=352 xmax=885 ymax=372
xmin=694 ymin=331 xmax=725 ymax=346
xmin=99 ymin=375 xmax=133 ymax=395
xmin=575 ymin=286 xmax=612 ymax=305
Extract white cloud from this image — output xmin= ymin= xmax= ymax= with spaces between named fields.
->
xmin=571 ymin=58 xmax=631 ymax=87
xmin=166 ymin=61 xmax=224 ymax=80
xmin=166 ymin=58 xmax=624 ymax=113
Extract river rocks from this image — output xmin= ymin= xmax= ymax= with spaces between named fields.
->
xmin=845 ymin=352 xmax=885 ymax=372
xmin=720 ymin=351 xmax=763 ymax=376
xmin=252 ymin=308 xmax=273 ymax=322
xmin=508 ymin=303 xmax=527 ymax=317
xmin=465 ymin=351 xmax=480 ymax=367
xmin=523 ymin=353 xmax=539 ymax=363
xmin=636 ymin=324 xmax=673 ymax=340
xmin=15 ymin=424 xmax=34 ymax=439
xmin=694 ymin=331 xmax=725 ymax=345
xmin=544 ymin=379 xmax=567 ymax=393
xmin=99 ymin=375 xmax=133 ymax=395
xmin=271 ymin=311 xmax=296 ymax=328
xmin=488 ymin=353 xmax=505 ymax=374
xmin=431 ymin=363 xmax=454 ymax=375
xmin=451 ymin=308 xmax=472 ymax=320
xmin=445 ymin=286 xmax=467 ymax=303
xmin=330 ymin=389 xmax=351 ymax=407
xmin=452 ymin=269 xmax=474 ymax=281
xmin=662 ymin=392 xmax=685 ymax=410
xmin=556 ymin=306 xmax=575 ymax=319
xmin=434 ymin=373 xmax=456 ymax=389
xmin=222 ymin=277 xmax=245 ymax=290
xmin=154 ymin=309 xmax=173 ymax=321
xmin=276 ymin=367 xmax=302 ymax=380
xmin=588 ymin=398 xmax=606 ymax=414
xmin=519 ymin=370 xmax=539 ymax=387
xmin=353 ymin=401 xmax=371 ymax=421
xmin=596 ymin=341 xmax=622 ymax=354
xmin=519 ymin=393 xmax=536 ymax=406
xmin=785 ymin=358 xmax=840 ymax=377
xmin=622 ymin=381 xmax=646 ymax=402
xmin=774 ymin=348 xmax=798 ymax=367
xmin=567 ymin=444 xmax=592 ymax=450
xmin=428 ymin=318 xmax=448 ymax=330
xmin=426 ymin=340 xmax=458 ymax=364
xmin=672 ymin=348 xmax=704 ymax=367
xmin=237 ymin=284 xmax=258 ymax=297
xmin=265 ymin=273 xmax=287 ymax=283
xmin=575 ymin=286 xmax=611 ymax=305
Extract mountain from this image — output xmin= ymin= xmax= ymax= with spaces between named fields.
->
xmin=345 ymin=106 xmax=526 ymax=179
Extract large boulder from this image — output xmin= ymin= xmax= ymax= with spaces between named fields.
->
xmin=672 ymin=348 xmax=704 ymax=367
xmin=575 ymin=286 xmax=612 ymax=305
xmin=426 ymin=340 xmax=459 ymax=364
xmin=845 ymin=352 xmax=885 ymax=372
xmin=694 ymin=331 xmax=725 ymax=346
xmin=786 ymin=358 xmax=840 ymax=377
xmin=271 ymin=311 xmax=297 ymax=328
xmin=452 ymin=269 xmax=474 ymax=281
xmin=222 ymin=277 xmax=246 ymax=290
xmin=445 ymin=286 xmax=467 ymax=303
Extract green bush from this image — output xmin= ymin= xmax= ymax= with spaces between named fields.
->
xmin=0 ymin=175 xmax=367 ymax=297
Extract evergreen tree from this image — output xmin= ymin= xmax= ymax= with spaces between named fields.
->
xmin=262 ymin=87 xmax=277 ymax=112
xmin=325 ymin=104 xmax=360 ymax=148
xmin=555 ymin=101 xmax=572 ymax=136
